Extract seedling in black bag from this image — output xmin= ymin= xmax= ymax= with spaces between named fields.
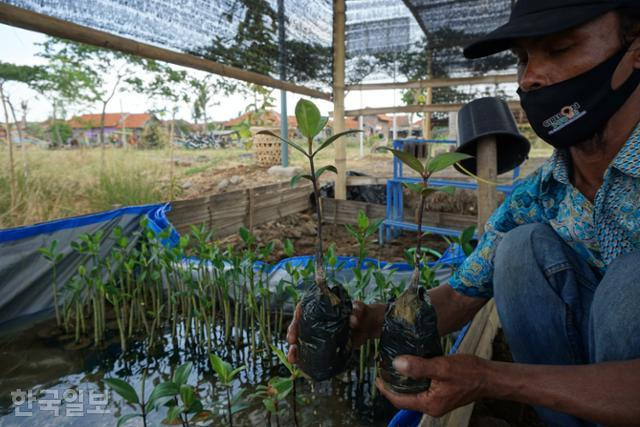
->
xmin=377 ymin=146 xmax=472 ymax=393
xmin=258 ymin=99 xmax=360 ymax=381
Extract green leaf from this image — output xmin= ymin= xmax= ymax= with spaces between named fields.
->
xmin=434 ymin=186 xmax=456 ymax=196
xmin=147 ymin=381 xmax=179 ymax=411
xmin=403 ymin=182 xmax=426 ymax=194
xmin=190 ymin=411 xmax=213 ymax=423
xmin=377 ymin=147 xmax=424 ymax=175
xmin=344 ymin=224 xmax=359 ymax=241
xmin=165 ymin=405 xmax=182 ymax=422
xmin=270 ymin=377 xmax=293 ymax=400
xmin=231 ymin=400 xmax=250 ymax=415
xmin=314 ymin=165 xmax=337 ymax=179
xmin=173 ymin=362 xmax=193 ymax=386
xmin=271 ymin=346 xmax=292 ymax=372
xmin=263 ymin=399 xmax=276 ymax=414
xmin=290 ymin=173 xmax=313 ymax=187
xmin=462 ymin=243 xmax=474 ymax=256
xmin=117 ymin=413 xmax=142 ymax=427
xmin=461 ymin=226 xmax=476 ymax=244
xmin=295 ymin=99 xmax=322 ymax=139
xmin=315 ymin=116 xmax=329 ymax=136
xmin=229 ymin=365 xmax=246 ymax=380
xmin=357 ymin=210 xmax=369 ymax=230
xmin=257 ymin=130 xmax=309 ymax=158
xmin=425 ymin=152 xmax=472 ymax=173
xmin=312 ymin=129 xmax=362 ymax=157
xmin=179 ymin=384 xmax=195 ymax=408
xmin=230 ymin=390 xmax=249 ymax=414
xmin=209 ymin=353 xmax=232 ymax=385
xmin=104 ymin=378 xmax=139 ymax=404
xmin=283 ymin=239 xmax=294 ymax=257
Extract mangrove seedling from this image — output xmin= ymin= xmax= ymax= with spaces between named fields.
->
xmin=160 ymin=362 xmax=213 ymax=427
xmin=272 ymin=345 xmax=305 ymax=427
xmin=209 ymin=353 xmax=247 ymax=427
xmin=38 ymin=240 xmax=64 ymax=326
xmin=444 ymin=225 xmax=477 ymax=257
xmin=345 ymin=209 xmax=383 ymax=267
xmin=259 ymin=99 xmax=360 ymax=381
xmin=376 ymin=147 xmax=471 ymax=393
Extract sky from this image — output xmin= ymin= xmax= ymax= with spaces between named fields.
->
xmin=0 ymin=24 xmax=403 ymax=124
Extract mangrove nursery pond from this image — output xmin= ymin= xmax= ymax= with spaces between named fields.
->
xmin=0 ymin=215 xmax=462 ymax=427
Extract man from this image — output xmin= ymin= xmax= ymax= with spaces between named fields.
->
xmin=288 ymin=1 xmax=640 ymax=425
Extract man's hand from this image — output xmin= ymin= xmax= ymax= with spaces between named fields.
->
xmin=286 ymin=301 xmax=385 ymax=364
xmin=376 ymin=354 xmax=489 ymax=418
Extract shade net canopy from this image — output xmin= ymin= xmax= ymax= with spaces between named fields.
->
xmin=2 ymin=0 xmax=517 ymax=89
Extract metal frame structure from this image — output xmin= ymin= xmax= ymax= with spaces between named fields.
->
xmin=379 ymin=138 xmax=520 ymax=244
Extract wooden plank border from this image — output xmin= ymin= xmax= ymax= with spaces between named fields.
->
xmin=168 ymin=182 xmax=312 ymax=238
xmin=321 ymin=198 xmax=476 ymax=230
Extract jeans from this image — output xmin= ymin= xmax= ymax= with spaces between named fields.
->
xmin=493 ymin=223 xmax=640 ymax=427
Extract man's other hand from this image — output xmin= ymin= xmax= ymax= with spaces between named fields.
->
xmin=286 ymin=301 xmax=385 ymax=364
xmin=376 ymin=354 xmax=489 ymax=418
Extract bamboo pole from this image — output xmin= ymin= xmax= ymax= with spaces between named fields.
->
xmin=333 ymin=0 xmax=347 ymax=200
xmin=476 ymin=136 xmax=498 ymax=234
xmin=346 ymin=74 xmax=517 ymax=91
xmin=0 ymin=3 xmax=331 ymax=101
xmin=342 ymin=101 xmax=522 ymax=117
xmin=422 ymin=86 xmax=433 ymax=140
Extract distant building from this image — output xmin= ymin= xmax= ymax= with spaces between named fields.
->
xmin=68 ymin=113 xmax=157 ymax=145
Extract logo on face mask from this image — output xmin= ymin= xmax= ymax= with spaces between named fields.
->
xmin=542 ymin=102 xmax=587 ymax=135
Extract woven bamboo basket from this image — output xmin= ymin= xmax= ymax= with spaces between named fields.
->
xmin=251 ymin=126 xmax=282 ymax=167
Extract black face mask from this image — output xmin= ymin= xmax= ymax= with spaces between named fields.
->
xmin=517 ymin=47 xmax=640 ymax=149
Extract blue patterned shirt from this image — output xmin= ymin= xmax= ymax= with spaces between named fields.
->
xmin=450 ymin=123 xmax=640 ymax=298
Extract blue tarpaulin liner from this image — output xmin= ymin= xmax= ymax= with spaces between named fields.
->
xmin=0 ymin=202 xmax=471 ymax=426
xmin=0 ymin=200 xmax=465 ymax=327
xmin=0 ymin=203 xmax=176 ymax=329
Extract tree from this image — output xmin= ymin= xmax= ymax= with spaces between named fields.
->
xmin=37 ymin=38 xmax=159 ymax=165
xmin=0 ymin=62 xmax=44 ymax=214
xmin=189 ymin=75 xmax=225 ymax=128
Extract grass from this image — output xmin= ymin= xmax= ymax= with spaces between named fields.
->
xmin=0 ymin=138 xmax=371 ymax=228
xmin=0 ymin=135 xmax=552 ymax=229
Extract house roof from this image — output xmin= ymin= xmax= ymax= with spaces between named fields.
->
xmin=68 ymin=113 xmax=153 ymax=129
xmin=327 ymin=117 xmax=360 ymax=130
xmin=377 ymin=114 xmax=393 ymax=123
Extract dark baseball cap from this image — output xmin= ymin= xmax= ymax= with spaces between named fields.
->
xmin=464 ymin=0 xmax=637 ymax=59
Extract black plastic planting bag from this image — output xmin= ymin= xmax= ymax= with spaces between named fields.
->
xmin=297 ymin=283 xmax=352 ymax=381
xmin=379 ymin=287 xmax=442 ymax=393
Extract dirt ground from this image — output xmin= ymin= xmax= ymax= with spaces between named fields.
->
xmin=216 ymin=209 xmax=451 ymax=265
xmin=183 ymin=151 xmax=551 ymax=264
xmin=175 ymin=149 xmax=550 ymax=202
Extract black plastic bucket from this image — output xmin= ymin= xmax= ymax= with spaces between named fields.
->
xmin=455 ymin=97 xmax=530 ymax=176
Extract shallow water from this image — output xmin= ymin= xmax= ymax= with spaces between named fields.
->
xmin=0 ymin=317 xmax=394 ymax=426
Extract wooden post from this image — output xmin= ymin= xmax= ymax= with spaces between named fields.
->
xmin=476 ymin=137 xmax=498 ymax=235
xmin=333 ymin=0 xmax=347 ymax=200
xmin=359 ymin=115 xmax=364 ymax=157
xmin=447 ymin=112 xmax=458 ymax=142
xmin=423 ymin=86 xmax=432 ymax=139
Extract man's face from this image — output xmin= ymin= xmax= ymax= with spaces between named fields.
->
xmin=512 ymin=12 xmax=623 ymax=92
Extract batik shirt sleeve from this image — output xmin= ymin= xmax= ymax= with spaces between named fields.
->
xmin=449 ymin=169 xmax=547 ymax=298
